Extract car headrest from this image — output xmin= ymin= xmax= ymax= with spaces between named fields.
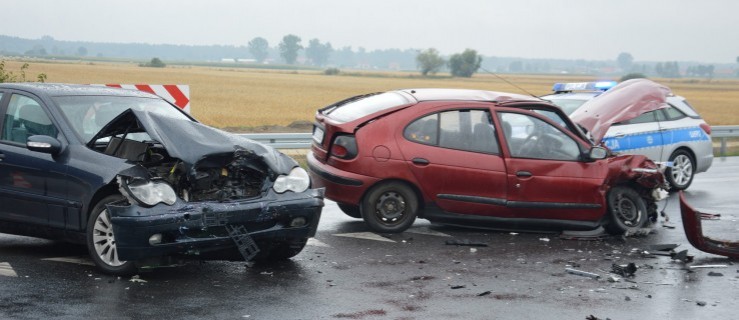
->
xmin=18 ymin=104 xmax=52 ymax=125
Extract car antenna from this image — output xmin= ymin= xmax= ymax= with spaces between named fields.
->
xmin=479 ymin=67 xmax=543 ymax=100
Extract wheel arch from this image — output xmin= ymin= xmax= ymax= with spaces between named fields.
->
xmin=84 ymin=181 xmax=122 ymax=229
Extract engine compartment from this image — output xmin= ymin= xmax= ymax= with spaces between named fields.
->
xmin=100 ymin=137 xmax=268 ymax=202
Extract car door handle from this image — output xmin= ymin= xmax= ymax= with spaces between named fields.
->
xmin=412 ymin=158 xmax=430 ymax=166
xmin=516 ymin=171 xmax=532 ymax=177
xmin=0 ymin=153 xmax=4 ymax=162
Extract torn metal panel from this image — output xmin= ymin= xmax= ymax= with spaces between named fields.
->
xmin=679 ymin=191 xmax=739 ymax=259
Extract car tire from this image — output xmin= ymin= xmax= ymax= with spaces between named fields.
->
xmin=256 ymin=239 xmax=307 ymax=261
xmin=666 ymin=149 xmax=695 ymax=191
xmin=604 ymin=186 xmax=649 ymax=235
xmin=86 ymin=195 xmax=137 ymax=276
xmin=337 ymin=203 xmax=362 ymax=219
xmin=361 ymin=182 xmax=418 ymax=233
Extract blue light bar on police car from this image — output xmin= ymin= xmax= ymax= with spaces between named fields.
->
xmin=552 ymin=81 xmax=618 ymax=92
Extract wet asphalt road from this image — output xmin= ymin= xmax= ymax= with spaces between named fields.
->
xmin=1 ymin=157 xmax=738 ymax=320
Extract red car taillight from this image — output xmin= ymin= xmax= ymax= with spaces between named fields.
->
xmin=330 ymin=135 xmax=358 ymax=159
xmin=699 ymin=123 xmax=711 ymax=135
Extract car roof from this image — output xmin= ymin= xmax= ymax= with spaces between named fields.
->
xmin=400 ymin=88 xmax=540 ymax=103
xmin=0 ymin=82 xmax=157 ymax=98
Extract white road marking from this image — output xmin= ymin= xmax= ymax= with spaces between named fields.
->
xmin=333 ymin=232 xmax=396 ymax=243
xmin=306 ymin=238 xmax=331 ymax=247
xmin=41 ymin=256 xmax=96 ymax=266
xmin=0 ymin=262 xmax=18 ymax=277
xmin=405 ymin=226 xmax=451 ymax=237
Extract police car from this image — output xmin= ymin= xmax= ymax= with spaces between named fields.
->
xmin=542 ymin=81 xmax=713 ymax=190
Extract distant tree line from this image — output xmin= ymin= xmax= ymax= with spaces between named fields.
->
xmin=1 ymin=35 xmax=736 ymax=78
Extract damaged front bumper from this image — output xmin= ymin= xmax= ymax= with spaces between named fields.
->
xmin=679 ymin=191 xmax=739 ymax=259
xmin=107 ymin=188 xmax=324 ymax=261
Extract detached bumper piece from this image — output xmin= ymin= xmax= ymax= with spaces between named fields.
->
xmin=107 ymin=188 xmax=324 ymax=261
xmin=225 ymin=224 xmax=260 ymax=261
xmin=679 ymin=191 xmax=739 ymax=259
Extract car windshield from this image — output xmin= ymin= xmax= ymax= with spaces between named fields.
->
xmin=325 ymin=91 xmax=411 ymax=123
xmin=53 ymin=96 xmax=191 ymax=143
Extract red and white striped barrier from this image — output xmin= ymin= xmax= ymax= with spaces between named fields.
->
xmin=91 ymin=84 xmax=191 ymax=113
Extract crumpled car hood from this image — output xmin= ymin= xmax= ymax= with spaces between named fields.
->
xmin=570 ymin=79 xmax=672 ymax=144
xmin=92 ymin=108 xmax=297 ymax=177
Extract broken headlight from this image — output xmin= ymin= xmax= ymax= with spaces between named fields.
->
xmin=273 ymin=167 xmax=310 ymax=193
xmin=119 ymin=177 xmax=177 ymax=207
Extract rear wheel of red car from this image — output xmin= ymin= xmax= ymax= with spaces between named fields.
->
xmin=337 ymin=203 xmax=362 ymax=219
xmin=604 ymin=186 xmax=648 ymax=235
xmin=361 ymin=182 xmax=418 ymax=233
xmin=86 ymin=195 xmax=137 ymax=276
xmin=666 ymin=149 xmax=695 ymax=191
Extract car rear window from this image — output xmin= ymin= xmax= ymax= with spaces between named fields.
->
xmin=324 ymin=91 xmax=412 ymax=123
xmin=667 ymin=97 xmax=701 ymax=118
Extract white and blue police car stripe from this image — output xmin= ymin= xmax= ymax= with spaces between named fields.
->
xmin=603 ymin=126 xmax=709 ymax=152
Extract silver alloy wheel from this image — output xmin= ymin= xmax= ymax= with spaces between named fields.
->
xmin=92 ymin=209 xmax=125 ymax=267
xmin=671 ymin=154 xmax=693 ymax=187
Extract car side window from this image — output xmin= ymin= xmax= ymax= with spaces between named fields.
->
xmin=663 ymin=106 xmax=687 ymax=121
xmin=499 ymin=112 xmax=581 ymax=161
xmin=404 ymin=109 xmax=499 ymax=154
xmin=1 ymin=94 xmax=59 ymax=144
xmin=615 ymin=111 xmax=657 ymax=126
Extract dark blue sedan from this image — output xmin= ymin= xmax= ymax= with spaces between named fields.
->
xmin=0 ymin=83 xmax=323 ymax=275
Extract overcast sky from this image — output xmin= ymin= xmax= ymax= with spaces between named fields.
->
xmin=3 ymin=0 xmax=737 ymax=63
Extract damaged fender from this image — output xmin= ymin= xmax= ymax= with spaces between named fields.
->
xmin=679 ymin=191 xmax=739 ymax=259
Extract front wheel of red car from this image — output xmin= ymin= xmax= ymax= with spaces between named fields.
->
xmin=86 ymin=195 xmax=137 ymax=276
xmin=361 ymin=182 xmax=418 ymax=233
xmin=604 ymin=186 xmax=648 ymax=235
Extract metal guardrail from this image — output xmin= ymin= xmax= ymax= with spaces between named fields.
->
xmin=712 ymin=125 xmax=739 ymax=156
xmin=241 ymin=126 xmax=739 ymax=156
xmin=239 ymin=133 xmax=312 ymax=149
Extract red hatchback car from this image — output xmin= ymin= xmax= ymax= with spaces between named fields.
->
xmin=308 ymin=81 xmax=669 ymax=235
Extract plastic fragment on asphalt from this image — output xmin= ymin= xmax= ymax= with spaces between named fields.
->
xmin=611 ymin=263 xmax=637 ymax=277
xmin=477 ymin=291 xmax=492 ymax=296
xmin=129 ymin=275 xmax=147 ymax=283
xmin=445 ymin=239 xmax=488 ymax=247
xmin=645 ymin=244 xmax=679 ymax=251
xmin=470 ymin=248 xmax=477 ymax=253
xmin=565 ymin=268 xmax=600 ymax=279
xmin=707 ymin=272 xmax=724 ymax=276
xmin=689 ymin=264 xmax=728 ymax=269
xmin=696 ymin=301 xmax=707 ymax=306
xmin=450 ymin=285 xmax=465 ymax=289
xmin=623 ymin=228 xmax=654 ymax=238
xmin=539 ymin=238 xmax=550 ymax=242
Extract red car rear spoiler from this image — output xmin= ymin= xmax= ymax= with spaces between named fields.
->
xmin=679 ymin=191 xmax=739 ymax=259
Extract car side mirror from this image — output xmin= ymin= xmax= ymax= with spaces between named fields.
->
xmin=27 ymin=135 xmax=62 ymax=155
xmin=588 ymin=146 xmax=608 ymax=160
